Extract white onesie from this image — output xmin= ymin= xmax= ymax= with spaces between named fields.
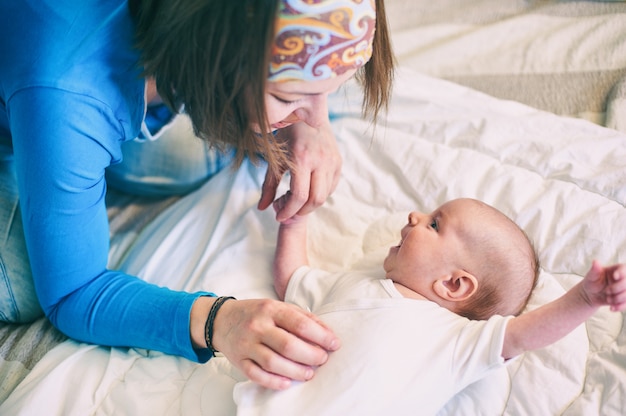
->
xmin=235 ymin=266 xmax=512 ymax=416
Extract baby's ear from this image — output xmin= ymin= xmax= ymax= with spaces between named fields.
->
xmin=433 ymin=270 xmax=478 ymax=303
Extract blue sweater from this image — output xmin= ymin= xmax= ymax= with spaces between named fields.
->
xmin=0 ymin=0 xmax=211 ymax=362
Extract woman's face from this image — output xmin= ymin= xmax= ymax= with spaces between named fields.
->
xmin=261 ymin=68 xmax=357 ymax=132
xmin=260 ymin=0 xmax=375 ymax=133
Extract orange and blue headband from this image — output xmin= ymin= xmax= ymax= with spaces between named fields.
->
xmin=269 ymin=0 xmax=376 ymax=82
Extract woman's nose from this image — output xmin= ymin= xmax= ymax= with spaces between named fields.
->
xmin=294 ymin=94 xmax=328 ymax=128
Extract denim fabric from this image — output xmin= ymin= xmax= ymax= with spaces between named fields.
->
xmin=106 ymin=114 xmax=235 ymax=197
xmin=0 ymin=145 xmax=44 ymax=323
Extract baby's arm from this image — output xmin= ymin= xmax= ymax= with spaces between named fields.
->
xmin=502 ymin=261 xmax=626 ymax=359
xmin=273 ymin=195 xmax=309 ymax=300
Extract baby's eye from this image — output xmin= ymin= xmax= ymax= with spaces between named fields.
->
xmin=430 ymin=219 xmax=439 ymax=231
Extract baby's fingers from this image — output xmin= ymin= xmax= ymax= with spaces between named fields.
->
xmin=586 ymin=260 xmax=605 ymax=283
xmin=583 ymin=260 xmax=607 ymax=296
xmin=272 ymin=192 xmax=289 ymax=215
xmin=608 ymin=266 xmax=626 ymax=311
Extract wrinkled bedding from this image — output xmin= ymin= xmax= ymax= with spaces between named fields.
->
xmin=2 ymin=67 xmax=625 ymax=415
xmin=387 ymin=0 xmax=626 ymax=132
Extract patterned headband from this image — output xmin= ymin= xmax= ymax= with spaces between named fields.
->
xmin=269 ymin=0 xmax=376 ymax=82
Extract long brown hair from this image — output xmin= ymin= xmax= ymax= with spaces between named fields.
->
xmin=128 ymin=0 xmax=394 ymax=178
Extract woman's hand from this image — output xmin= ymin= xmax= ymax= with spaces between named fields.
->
xmin=258 ymin=119 xmax=342 ymax=222
xmin=191 ymin=296 xmax=340 ymax=390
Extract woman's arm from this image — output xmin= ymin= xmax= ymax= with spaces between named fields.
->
xmin=12 ymin=89 xmax=339 ymax=391
xmin=503 ymin=261 xmax=626 ymax=359
xmin=10 ymin=88 xmax=209 ymax=361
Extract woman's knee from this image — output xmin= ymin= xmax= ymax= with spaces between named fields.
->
xmin=105 ymin=114 xmax=235 ymax=197
xmin=0 ymin=254 xmax=44 ymax=324
xmin=0 ymin=167 xmax=44 ymax=324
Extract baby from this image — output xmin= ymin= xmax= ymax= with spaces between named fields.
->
xmin=275 ymin=197 xmax=541 ymax=322
xmin=235 ymin=198 xmax=626 ymax=415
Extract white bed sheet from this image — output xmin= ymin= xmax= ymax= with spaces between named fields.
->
xmin=1 ymin=67 xmax=625 ymax=415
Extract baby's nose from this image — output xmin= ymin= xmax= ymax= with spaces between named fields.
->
xmin=408 ymin=211 xmax=420 ymax=225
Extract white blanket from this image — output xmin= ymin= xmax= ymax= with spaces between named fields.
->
xmin=2 ymin=68 xmax=625 ymax=415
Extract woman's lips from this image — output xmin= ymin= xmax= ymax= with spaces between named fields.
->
xmin=271 ymin=121 xmax=293 ymax=130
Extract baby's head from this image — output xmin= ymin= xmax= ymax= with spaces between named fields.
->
xmin=383 ymin=198 xmax=539 ymax=320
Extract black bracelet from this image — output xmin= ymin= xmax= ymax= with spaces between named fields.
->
xmin=204 ymin=296 xmax=236 ymax=356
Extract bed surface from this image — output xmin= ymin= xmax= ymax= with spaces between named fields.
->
xmin=2 ymin=66 xmax=625 ymax=415
xmin=1 ymin=0 xmax=626 ymax=414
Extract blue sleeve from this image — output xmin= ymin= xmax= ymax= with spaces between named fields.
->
xmin=9 ymin=87 xmax=213 ymax=363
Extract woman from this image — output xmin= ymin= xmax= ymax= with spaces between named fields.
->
xmin=0 ymin=0 xmax=393 ymax=390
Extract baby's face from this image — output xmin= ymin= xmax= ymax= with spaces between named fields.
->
xmin=383 ymin=199 xmax=500 ymax=294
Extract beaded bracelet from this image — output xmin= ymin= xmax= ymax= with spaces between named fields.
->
xmin=204 ymin=296 xmax=236 ymax=356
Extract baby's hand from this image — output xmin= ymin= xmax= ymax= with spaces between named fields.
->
xmin=583 ymin=260 xmax=626 ymax=312
xmin=273 ymin=191 xmax=306 ymax=225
